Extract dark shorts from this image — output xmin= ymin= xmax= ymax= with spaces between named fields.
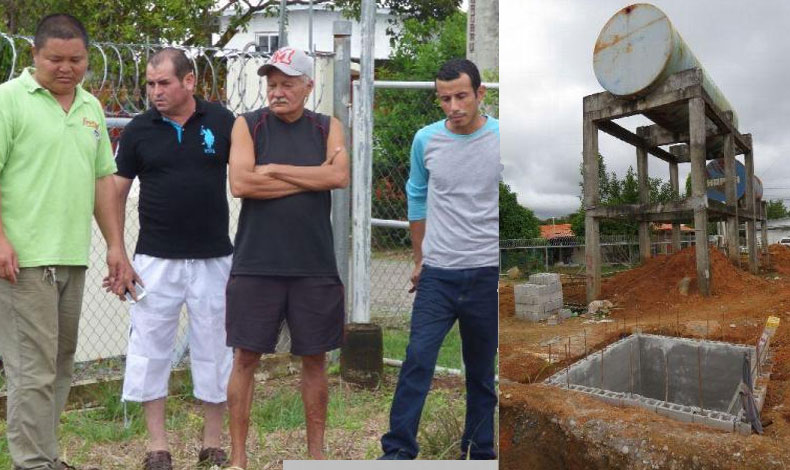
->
xmin=225 ymin=275 xmax=345 ymax=356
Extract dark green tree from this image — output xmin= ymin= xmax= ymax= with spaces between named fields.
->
xmin=766 ymin=199 xmax=790 ymax=220
xmin=370 ymin=11 xmax=466 ymax=223
xmin=0 ymin=0 xmax=216 ymax=44
xmin=499 ymin=183 xmax=540 ymax=240
xmin=571 ymin=155 xmax=677 ymax=236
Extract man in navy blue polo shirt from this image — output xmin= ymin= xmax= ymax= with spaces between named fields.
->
xmin=114 ymin=48 xmax=235 ymax=470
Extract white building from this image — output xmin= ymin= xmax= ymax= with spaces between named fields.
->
xmin=218 ymin=3 xmax=396 ymax=60
xmin=766 ymin=217 xmax=790 ymax=245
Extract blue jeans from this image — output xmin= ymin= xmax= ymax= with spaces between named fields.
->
xmin=381 ymin=265 xmax=498 ymax=459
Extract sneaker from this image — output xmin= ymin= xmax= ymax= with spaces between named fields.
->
xmin=197 ymin=447 xmax=228 ymax=467
xmin=142 ymin=451 xmax=173 ymax=470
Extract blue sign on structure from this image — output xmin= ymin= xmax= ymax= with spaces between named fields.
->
xmin=706 ymin=159 xmax=746 ymax=203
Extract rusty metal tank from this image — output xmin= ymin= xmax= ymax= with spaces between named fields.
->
xmin=593 ymin=3 xmax=738 ymax=131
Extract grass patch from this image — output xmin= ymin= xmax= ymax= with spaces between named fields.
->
xmin=383 ymin=325 xmax=463 ymax=370
xmin=252 ymin=377 xmax=397 ymax=434
xmin=0 ymin=362 xmax=481 ymax=466
xmin=0 ymin=420 xmax=9 ymax=469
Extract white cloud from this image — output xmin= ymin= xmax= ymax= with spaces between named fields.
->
xmin=501 ymin=0 xmax=790 ymax=217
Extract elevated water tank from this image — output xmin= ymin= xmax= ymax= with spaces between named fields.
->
xmin=593 ymin=3 xmax=738 ymax=130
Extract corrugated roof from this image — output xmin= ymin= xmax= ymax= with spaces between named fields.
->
xmin=540 ymin=223 xmax=575 ymax=239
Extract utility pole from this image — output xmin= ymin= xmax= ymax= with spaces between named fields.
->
xmin=466 ymin=0 xmax=499 ymax=77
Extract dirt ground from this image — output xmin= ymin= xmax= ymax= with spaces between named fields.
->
xmin=500 ymin=244 xmax=790 ymax=469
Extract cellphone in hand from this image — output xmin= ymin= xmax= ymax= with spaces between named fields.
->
xmin=125 ymin=283 xmax=147 ymax=304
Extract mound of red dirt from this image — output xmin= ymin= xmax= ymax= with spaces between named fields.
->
xmin=769 ymin=244 xmax=790 ymax=275
xmin=602 ymin=246 xmax=768 ymax=306
xmin=499 ymin=283 xmax=514 ymax=319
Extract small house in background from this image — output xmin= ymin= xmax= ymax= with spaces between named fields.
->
xmin=539 ymin=223 xmax=582 ymax=265
xmin=766 ymin=217 xmax=790 ymax=245
xmin=652 ymin=223 xmax=694 ymax=254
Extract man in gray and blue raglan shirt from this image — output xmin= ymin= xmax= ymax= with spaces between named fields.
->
xmin=380 ymin=59 xmax=500 ymax=460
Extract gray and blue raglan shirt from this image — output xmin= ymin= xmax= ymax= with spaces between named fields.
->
xmin=406 ymin=116 xmax=500 ymax=269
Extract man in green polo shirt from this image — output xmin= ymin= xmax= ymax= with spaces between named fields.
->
xmin=0 ymin=14 xmax=138 ymax=470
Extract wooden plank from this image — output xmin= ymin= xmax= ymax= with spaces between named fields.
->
xmin=690 ymin=97 xmax=711 ymax=296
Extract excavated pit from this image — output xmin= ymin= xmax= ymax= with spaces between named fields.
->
xmin=546 ymin=334 xmax=767 ymax=434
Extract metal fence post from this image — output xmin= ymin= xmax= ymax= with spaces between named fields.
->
xmin=351 ymin=0 xmax=375 ymax=325
xmin=342 ymin=0 xmax=382 ymax=389
xmin=333 ymin=21 xmax=352 ymax=312
xmin=278 ymin=0 xmax=288 ymax=47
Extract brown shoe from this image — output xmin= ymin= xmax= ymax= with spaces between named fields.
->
xmin=197 ymin=447 xmax=228 ymax=467
xmin=142 ymin=451 xmax=173 ymax=470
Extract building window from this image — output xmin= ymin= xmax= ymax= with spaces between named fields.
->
xmin=256 ymin=33 xmax=279 ymax=54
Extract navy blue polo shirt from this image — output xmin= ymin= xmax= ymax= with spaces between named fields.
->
xmin=116 ymin=98 xmax=235 ymax=259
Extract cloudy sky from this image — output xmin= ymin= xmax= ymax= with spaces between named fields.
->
xmin=500 ymin=0 xmax=790 ymax=219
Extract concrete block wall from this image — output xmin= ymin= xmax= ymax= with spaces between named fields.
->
xmin=514 ymin=273 xmax=563 ymax=321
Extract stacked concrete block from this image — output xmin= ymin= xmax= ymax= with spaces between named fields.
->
xmin=514 ymin=273 xmax=563 ymax=321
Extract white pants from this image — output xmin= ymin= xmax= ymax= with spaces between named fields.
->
xmin=122 ymin=254 xmax=233 ymax=403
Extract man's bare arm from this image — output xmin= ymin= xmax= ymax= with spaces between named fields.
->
xmin=94 ymin=175 xmax=140 ymax=297
xmin=264 ymin=117 xmax=350 ymax=191
xmin=114 ymin=175 xmax=133 ymax=233
xmin=228 ymin=116 xmax=307 ymax=200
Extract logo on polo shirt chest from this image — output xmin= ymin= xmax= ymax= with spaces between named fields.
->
xmin=200 ymin=126 xmax=216 ymax=155
xmin=83 ymin=117 xmax=101 ymax=140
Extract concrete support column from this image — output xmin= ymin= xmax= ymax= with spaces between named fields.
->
xmin=761 ymin=201 xmax=769 ymax=265
xmin=669 ymin=160 xmax=681 ymax=253
xmin=636 ymin=128 xmax=650 ymax=262
xmin=689 ymin=97 xmax=711 ymax=296
xmin=583 ymin=115 xmax=601 ymax=303
xmin=744 ymin=134 xmax=758 ymax=273
xmin=723 ymin=127 xmax=739 ymax=265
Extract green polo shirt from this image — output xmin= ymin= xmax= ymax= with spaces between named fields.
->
xmin=0 ymin=68 xmax=116 ymax=267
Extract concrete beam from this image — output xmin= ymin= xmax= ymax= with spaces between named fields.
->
xmin=597 ymin=120 xmax=678 ymax=163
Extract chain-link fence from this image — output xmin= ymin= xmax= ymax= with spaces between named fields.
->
xmin=0 ymin=37 xmax=338 ymax=391
xmin=0 ymin=34 xmax=334 ymax=116
xmin=0 ymin=33 xmax=500 ymax=391
xmin=368 ymin=83 xmax=442 ymax=326
xmin=499 ymin=233 xmax=697 ymax=277
xmin=366 ymin=81 xmax=500 ymax=331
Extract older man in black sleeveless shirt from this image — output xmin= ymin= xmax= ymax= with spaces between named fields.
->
xmin=225 ymin=47 xmax=349 ymax=466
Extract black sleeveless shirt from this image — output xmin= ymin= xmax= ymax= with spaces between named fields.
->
xmin=231 ymin=108 xmax=338 ymax=277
